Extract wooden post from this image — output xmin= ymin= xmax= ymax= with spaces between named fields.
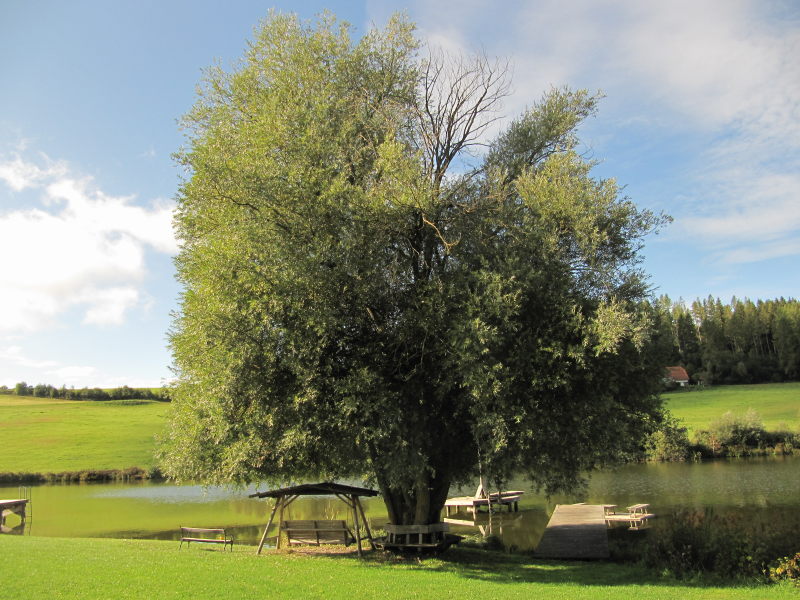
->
xmin=351 ymin=494 xmax=363 ymax=558
xmin=276 ymin=496 xmax=287 ymax=549
xmin=256 ymin=499 xmax=280 ymax=555
xmin=355 ymin=497 xmax=375 ymax=550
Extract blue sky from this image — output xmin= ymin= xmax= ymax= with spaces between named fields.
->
xmin=1 ymin=0 xmax=798 ymax=388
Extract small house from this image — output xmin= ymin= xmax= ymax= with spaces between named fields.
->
xmin=664 ymin=366 xmax=690 ymax=387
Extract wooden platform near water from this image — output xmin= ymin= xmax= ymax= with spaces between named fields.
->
xmin=0 ymin=499 xmax=29 ymax=524
xmin=444 ymin=491 xmax=524 ymax=516
xmin=534 ymin=504 xmax=609 ymax=559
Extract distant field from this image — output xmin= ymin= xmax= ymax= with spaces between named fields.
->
xmin=2 ymin=382 xmax=798 ymax=473
xmin=0 ymin=395 xmax=169 ymax=472
xmin=664 ymin=382 xmax=800 ymax=432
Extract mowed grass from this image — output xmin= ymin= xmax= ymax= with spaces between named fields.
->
xmin=0 ymin=394 xmax=169 ymax=472
xmin=664 ymin=382 xmax=800 ymax=432
xmin=1 ymin=536 xmax=794 ymax=600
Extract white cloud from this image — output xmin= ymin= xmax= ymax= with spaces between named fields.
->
xmin=0 ymin=153 xmax=68 ymax=192
xmin=0 ymin=346 xmax=98 ymax=386
xmin=80 ymin=287 xmax=142 ymax=326
xmin=682 ymin=173 xmax=800 ymax=243
xmin=715 ymin=239 xmax=800 ymax=265
xmin=0 ymin=152 xmax=177 ymax=334
xmin=0 ymin=345 xmax=59 ymax=369
xmin=47 ymin=365 xmax=98 ymax=381
xmin=0 ymin=342 xmax=166 ymax=387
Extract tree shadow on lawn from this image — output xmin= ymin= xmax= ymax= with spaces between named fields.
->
xmin=319 ymin=547 xmax=755 ymax=590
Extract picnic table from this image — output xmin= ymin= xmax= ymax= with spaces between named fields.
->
xmin=603 ymin=503 xmax=655 ymax=530
xmin=626 ymin=503 xmax=650 ymax=517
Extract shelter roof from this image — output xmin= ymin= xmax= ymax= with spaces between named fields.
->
xmin=248 ymin=481 xmax=379 ymax=499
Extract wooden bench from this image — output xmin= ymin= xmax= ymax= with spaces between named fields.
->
xmin=626 ymin=503 xmax=651 ymax=517
xmin=179 ymin=527 xmax=234 ymax=551
xmin=377 ymin=523 xmax=462 ymax=553
xmin=383 ymin=522 xmax=448 ymax=547
xmin=281 ymin=520 xmax=354 ymax=546
xmin=602 ymin=504 xmax=617 ymax=515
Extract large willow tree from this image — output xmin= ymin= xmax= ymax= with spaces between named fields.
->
xmin=161 ymin=12 xmax=668 ymax=526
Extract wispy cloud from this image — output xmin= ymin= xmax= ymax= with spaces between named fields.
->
xmin=682 ymin=172 xmax=800 ymax=244
xmin=0 ymin=345 xmax=59 ymax=370
xmin=714 ymin=239 xmax=800 ymax=266
xmin=0 ymin=151 xmax=177 ymax=334
xmin=47 ymin=365 xmax=99 ymax=382
xmin=0 ymin=343 xmax=163 ymax=388
xmin=0 ymin=153 xmax=68 ymax=192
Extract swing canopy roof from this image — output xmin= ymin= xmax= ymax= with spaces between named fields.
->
xmin=248 ymin=481 xmax=379 ymax=499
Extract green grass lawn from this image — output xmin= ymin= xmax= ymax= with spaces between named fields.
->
xmin=0 ymin=394 xmax=169 ymax=472
xmin=664 ymin=382 xmax=800 ymax=433
xmin=1 ymin=536 xmax=794 ymax=600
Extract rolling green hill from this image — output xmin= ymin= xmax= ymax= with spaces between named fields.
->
xmin=0 ymin=395 xmax=169 ymax=473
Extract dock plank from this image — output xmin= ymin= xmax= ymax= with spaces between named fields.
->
xmin=534 ymin=504 xmax=609 ymax=559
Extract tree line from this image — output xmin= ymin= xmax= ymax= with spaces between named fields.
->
xmin=649 ymin=296 xmax=800 ymax=385
xmin=1 ymin=382 xmax=170 ymax=401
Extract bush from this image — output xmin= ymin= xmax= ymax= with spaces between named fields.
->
xmin=769 ymin=552 xmax=800 ymax=586
xmin=709 ymin=409 xmax=765 ymax=448
xmin=691 ymin=409 xmax=781 ymax=457
xmin=634 ymin=508 xmax=799 ymax=581
xmin=645 ymin=414 xmax=690 ymax=461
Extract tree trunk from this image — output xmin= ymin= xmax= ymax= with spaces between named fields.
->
xmin=377 ymin=471 xmax=451 ymax=526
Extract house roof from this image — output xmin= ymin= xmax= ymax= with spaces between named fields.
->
xmin=248 ymin=481 xmax=379 ymax=499
xmin=665 ymin=366 xmax=690 ymax=381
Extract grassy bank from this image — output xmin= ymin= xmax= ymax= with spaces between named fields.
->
xmin=1 ymin=536 xmax=794 ymax=600
xmin=0 ymin=395 xmax=169 ymax=472
xmin=663 ymin=382 xmax=800 ymax=432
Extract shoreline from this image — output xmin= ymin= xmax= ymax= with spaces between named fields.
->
xmin=0 ymin=467 xmax=163 ymax=485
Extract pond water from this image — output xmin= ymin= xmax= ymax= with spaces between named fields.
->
xmin=2 ymin=457 xmax=798 ymax=551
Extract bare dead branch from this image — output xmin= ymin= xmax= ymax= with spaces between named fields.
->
xmin=414 ymin=49 xmax=511 ymax=187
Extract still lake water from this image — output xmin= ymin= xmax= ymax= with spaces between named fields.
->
xmin=2 ymin=457 xmax=798 ymax=551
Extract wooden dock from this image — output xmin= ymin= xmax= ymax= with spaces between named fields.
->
xmin=534 ymin=504 xmax=609 ymax=559
xmin=444 ymin=491 xmax=524 ymax=516
xmin=0 ymin=499 xmax=29 ymax=527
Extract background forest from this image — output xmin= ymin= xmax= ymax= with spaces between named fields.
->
xmin=649 ymin=296 xmax=800 ymax=386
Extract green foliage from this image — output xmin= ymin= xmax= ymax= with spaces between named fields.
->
xmin=633 ymin=508 xmax=800 ymax=582
xmin=644 ymin=413 xmax=690 ymax=461
xmin=162 ymin=11 xmax=667 ymax=524
xmin=708 ymin=409 xmax=765 ymax=448
xmin=10 ymin=382 xmax=170 ymax=401
xmin=769 ymin=553 xmax=800 ymax=586
xmin=681 ymin=404 xmax=799 ymax=458
xmin=0 ymin=467 xmax=153 ymax=484
xmin=650 ymin=296 xmax=800 ymax=386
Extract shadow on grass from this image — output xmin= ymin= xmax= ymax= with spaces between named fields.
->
xmin=314 ymin=546 xmax=762 ymax=590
